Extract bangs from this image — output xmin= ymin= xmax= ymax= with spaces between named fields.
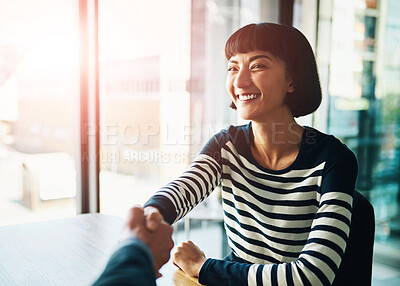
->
xmin=225 ymin=24 xmax=259 ymax=59
xmin=225 ymin=23 xmax=295 ymax=70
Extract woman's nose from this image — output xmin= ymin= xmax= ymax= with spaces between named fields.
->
xmin=234 ymin=68 xmax=252 ymax=88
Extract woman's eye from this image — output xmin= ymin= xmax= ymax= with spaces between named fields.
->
xmin=251 ymin=64 xmax=265 ymax=69
xmin=227 ymin=66 xmax=238 ymax=72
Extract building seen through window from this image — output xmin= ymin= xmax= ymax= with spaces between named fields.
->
xmin=319 ymin=0 xmax=400 ymax=243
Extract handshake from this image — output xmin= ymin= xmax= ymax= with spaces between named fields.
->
xmin=113 ymin=206 xmax=207 ymax=281
xmin=119 ymin=206 xmax=174 ymax=278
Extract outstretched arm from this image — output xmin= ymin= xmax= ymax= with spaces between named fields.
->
xmin=144 ymin=133 xmax=227 ymax=225
xmin=92 ymin=239 xmax=157 ymax=286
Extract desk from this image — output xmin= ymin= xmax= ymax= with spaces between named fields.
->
xmin=0 ymin=214 xmax=201 ymax=286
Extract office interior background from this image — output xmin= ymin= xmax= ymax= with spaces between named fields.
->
xmin=0 ymin=0 xmax=399 ymax=285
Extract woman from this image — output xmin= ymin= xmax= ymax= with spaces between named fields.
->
xmin=144 ymin=23 xmax=357 ymax=286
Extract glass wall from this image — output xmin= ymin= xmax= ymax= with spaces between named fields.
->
xmin=315 ymin=0 xmax=400 ymax=243
xmin=0 ymin=0 xmax=79 ymax=225
xmin=98 ymin=0 xmax=268 ymax=217
xmin=310 ymin=0 xmax=400 ymax=283
xmin=98 ymin=0 xmax=191 ymax=216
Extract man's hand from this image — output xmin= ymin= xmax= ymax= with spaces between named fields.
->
xmin=172 ymin=240 xmax=207 ymax=278
xmin=120 ymin=206 xmax=174 ymax=278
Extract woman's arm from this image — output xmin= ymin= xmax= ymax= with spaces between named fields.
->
xmin=144 ymin=133 xmax=226 ymax=225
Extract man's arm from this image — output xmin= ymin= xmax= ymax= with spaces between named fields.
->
xmin=92 ymin=238 xmax=156 ymax=286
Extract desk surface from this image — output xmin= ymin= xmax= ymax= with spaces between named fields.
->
xmin=0 ymin=213 xmax=201 ymax=286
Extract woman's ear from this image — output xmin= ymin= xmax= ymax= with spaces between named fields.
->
xmin=287 ymin=79 xmax=295 ymax=94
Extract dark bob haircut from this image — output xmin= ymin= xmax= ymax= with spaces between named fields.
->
xmin=225 ymin=23 xmax=322 ymax=118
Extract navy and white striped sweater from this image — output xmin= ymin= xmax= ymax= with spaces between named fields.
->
xmin=145 ymin=123 xmax=357 ymax=286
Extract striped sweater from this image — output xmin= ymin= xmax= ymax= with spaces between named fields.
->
xmin=145 ymin=123 xmax=358 ymax=286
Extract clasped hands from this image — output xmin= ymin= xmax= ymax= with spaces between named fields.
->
xmin=121 ymin=206 xmax=207 ymax=279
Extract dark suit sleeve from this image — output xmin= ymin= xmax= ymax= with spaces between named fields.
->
xmin=92 ymin=238 xmax=156 ymax=286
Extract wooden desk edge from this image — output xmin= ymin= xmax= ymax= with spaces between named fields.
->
xmin=173 ymin=269 xmax=204 ymax=286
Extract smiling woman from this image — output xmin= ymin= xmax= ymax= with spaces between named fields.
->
xmin=143 ymin=22 xmax=359 ymax=286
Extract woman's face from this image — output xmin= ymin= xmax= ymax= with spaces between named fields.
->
xmin=226 ymin=50 xmax=294 ymax=122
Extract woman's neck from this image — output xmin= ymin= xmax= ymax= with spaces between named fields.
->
xmin=250 ymin=117 xmax=304 ymax=170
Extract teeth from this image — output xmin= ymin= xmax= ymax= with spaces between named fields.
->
xmin=238 ymin=94 xmax=259 ymax=101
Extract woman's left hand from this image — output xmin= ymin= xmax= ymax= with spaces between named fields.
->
xmin=172 ymin=240 xmax=207 ymax=278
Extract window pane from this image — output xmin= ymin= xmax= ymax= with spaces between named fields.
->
xmin=314 ymin=0 xmax=400 ymax=281
xmin=98 ymin=0 xmax=190 ymax=215
xmin=98 ymin=0 xmax=263 ymax=217
xmin=325 ymin=0 xmax=400 ymax=240
xmin=0 ymin=0 xmax=79 ymax=225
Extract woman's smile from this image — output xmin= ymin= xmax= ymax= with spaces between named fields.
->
xmin=236 ymin=93 xmax=261 ymax=102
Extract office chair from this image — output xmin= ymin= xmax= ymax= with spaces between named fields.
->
xmin=332 ymin=190 xmax=375 ymax=286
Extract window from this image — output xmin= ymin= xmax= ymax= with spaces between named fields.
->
xmin=0 ymin=0 xmax=79 ymax=225
xmin=309 ymin=0 xmax=400 ymax=282
xmin=98 ymin=0 xmax=268 ymax=217
xmin=318 ymin=0 xmax=400 ymax=242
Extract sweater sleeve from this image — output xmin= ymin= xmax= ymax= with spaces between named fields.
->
xmin=199 ymin=146 xmax=358 ymax=286
xmin=92 ymin=238 xmax=156 ymax=286
xmin=144 ymin=132 xmax=226 ymax=224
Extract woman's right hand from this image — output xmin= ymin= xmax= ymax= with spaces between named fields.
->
xmin=143 ymin=206 xmax=164 ymax=232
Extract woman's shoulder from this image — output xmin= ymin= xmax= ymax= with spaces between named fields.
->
xmin=199 ymin=124 xmax=249 ymax=155
xmin=302 ymin=126 xmax=356 ymax=163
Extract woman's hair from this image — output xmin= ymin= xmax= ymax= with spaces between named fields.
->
xmin=225 ymin=23 xmax=322 ymax=118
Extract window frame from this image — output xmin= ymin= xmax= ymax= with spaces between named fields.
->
xmin=77 ymin=0 xmax=99 ymax=213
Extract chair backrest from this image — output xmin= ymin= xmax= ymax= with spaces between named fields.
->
xmin=332 ymin=190 xmax=375 ymax=286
